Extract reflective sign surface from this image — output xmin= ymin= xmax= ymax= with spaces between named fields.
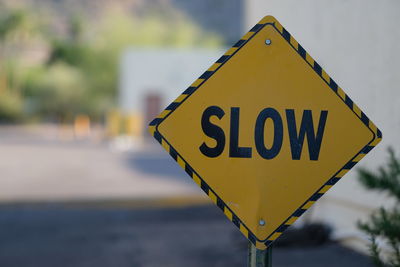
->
xmin=149 ymin=16 xmax=382 ymax=249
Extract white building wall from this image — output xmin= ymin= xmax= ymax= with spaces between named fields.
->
xmin=119 ymin=48 xmax=224 ymax=116
xmin=246 ymin=0 xmax=400 ymax=252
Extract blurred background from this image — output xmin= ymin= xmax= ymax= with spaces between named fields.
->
xmin=0 ymin=0 xmax=398 ymax=266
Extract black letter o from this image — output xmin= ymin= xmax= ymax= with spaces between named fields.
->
xmin=254 ymin=108 xmax=283 ymax=159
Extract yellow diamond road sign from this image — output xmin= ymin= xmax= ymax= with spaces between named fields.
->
xmin=148 ymin=16 xmax=382 ymax=250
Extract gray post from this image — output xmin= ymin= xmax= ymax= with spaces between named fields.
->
xmin=248 ymin=242 xmax=272 ymax=267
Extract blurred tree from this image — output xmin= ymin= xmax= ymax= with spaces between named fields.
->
xmin=0 ymin=89 xmax=23 ymax=122
xmin=36 ymin=7 xmax=222 ymax=122
xmin=357 ymin=148 xmax=400 ymax=267
xmin=0 ymin=8 xmax=28 ymax=122
xmin=0 ymin=5 xmax=223 ymax=123
xmin=22 ymin=63 xmax=88 ymax=122
xmin=0 ymin=9 xmax=25 ymax=40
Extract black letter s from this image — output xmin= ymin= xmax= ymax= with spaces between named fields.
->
xmin=199 ymin=106 xmax=225 ymax=158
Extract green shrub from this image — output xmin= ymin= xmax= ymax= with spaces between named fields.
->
xmin=0 ymin=91 xmax=23 ymax=122
xmin=358 ymin=148 xmax=400 ymax=267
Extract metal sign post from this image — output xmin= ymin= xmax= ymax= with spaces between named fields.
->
xmin=248 ymin=243 xmax=272 ymax=267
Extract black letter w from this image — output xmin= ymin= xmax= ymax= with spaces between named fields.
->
xmin=286 ymin=109 xmax=328 ymax=161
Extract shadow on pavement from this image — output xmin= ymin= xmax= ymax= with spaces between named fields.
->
xmin=126 ymin=149 xmax=194 ymax=184
xmin=0 ymin=203 xmax=373 ymax=267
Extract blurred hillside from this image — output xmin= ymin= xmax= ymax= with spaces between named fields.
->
xmin=0 ymin=0 xmax=237 ymax=124
xmin=4 ymin=0 xmax=244 ymax=44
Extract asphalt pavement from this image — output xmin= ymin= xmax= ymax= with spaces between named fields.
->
xmin=0 ymin=204 xmax=373 ymax=267
xmin=0 ymin=125 xmax=374 ymax=266
xmin=0 ymin=125 xmax=202 ymax=203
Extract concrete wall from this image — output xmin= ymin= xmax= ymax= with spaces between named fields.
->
xmin=245 ymin=0 xmax=400 ymax=251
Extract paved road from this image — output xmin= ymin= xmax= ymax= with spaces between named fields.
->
xmin=0 ymin=204 xmax=373 ymax=267
xmin=0 ymin=125 xmax=202 ymax=203
xmin=0 ymin=126 xmax=375 ymax=266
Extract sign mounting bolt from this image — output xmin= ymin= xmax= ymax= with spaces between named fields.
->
xmin=259 ymin=219 xmax=266 ymax=226
xmin=265 ymin=39 xmax=271 ymax=45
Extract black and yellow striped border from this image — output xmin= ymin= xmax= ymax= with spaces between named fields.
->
xmin=148 ymin=15 xmax=382 ymax=250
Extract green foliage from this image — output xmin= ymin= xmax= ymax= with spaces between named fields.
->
xmin=47 ymin=40 xmax=90 ymax=67
xmin=94 ymin=9 xmax=221 ymax=49
xmin=0 ymin=8 xmax=31 ymax=122
xmin=0 ymin=9 xmax=26 ymax=40
xmin=0 ymin=5 xmax=223 ymax=123
xmin=359 ymin=149 xmax=400 ymax=200
xmin=23 ymin=64 xmax=87 ymax=120
xmin=358 ymin=148 xmax=400 ymax=267
xmin=0 ymin=90 xmax=23 ymax=122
